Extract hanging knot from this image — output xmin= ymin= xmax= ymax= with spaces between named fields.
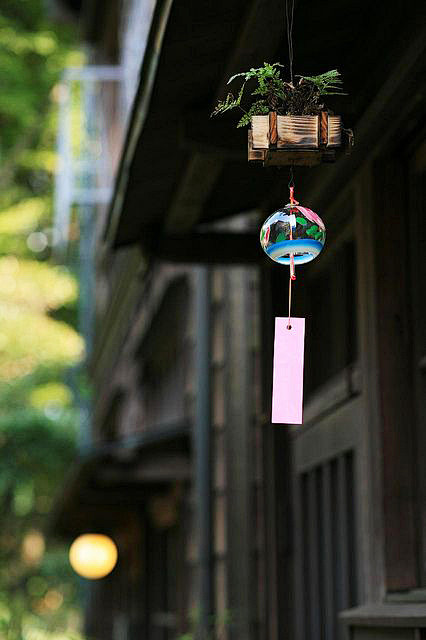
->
xmin=289 ymin=186 xmax=299 ymax=206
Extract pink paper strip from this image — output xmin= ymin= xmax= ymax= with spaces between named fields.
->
xmin=271 ymin=317 xmax=305 ymax=424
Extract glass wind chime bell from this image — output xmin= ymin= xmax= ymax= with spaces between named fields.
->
xmin=260 ymin=183 xmax=326 ymax=425
xmin=260 ymin=190 xmax=326 ymax=270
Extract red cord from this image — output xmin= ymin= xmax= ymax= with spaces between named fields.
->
xmin=289 ymin=186 xmax=296 ymax=280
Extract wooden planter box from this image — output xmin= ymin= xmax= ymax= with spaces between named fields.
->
xmin=249 ymin=111 xmax=343 ymax=166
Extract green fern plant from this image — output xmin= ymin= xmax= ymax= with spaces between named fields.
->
xmin=212 ymin=64 xmax=345 ymax=127
xmin=211 ymin=62 xmax=286 ymax=128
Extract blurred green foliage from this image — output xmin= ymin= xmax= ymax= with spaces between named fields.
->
xmin=0 ymin=1 xmax=86 ymax=638
xmin=0 ymin=409 xmax=83 ymax=639
xmin=0 ymin=4 xmax=83 ymax=195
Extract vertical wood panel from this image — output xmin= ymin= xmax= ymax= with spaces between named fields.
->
xmin=307 ymin=471 xmax=321 ymax=639
xmin=337 ymin=456 xmax=350 ymax=612
xmin=224 ymin=268 xmax=253 ymax=640
xmin=252 ymin=116 xmax=269 ymax=148
xmin=294 ymin=473 xmax=306 ymax=640
xmin=320 ymin=111 xmax=328 ymax=146
xmin=321 ymin=462 xmax=336 ymax=640
xmin=327 ymin=116 xmax=342 ymax=147
xmin=194 ymin=267 xmax=213 ymax=637
xmin=373 ymin=158 xmax=417 ymax=590
xmin=346 ymin=452 xmax=358 ymax=605
xmin=302 ymin=473 xmax=311 ymax=638
xmin=354 ymin=171 xmax=386 ymax=603
xmin=408 ymin=163 xmax=426 ymax=587
xmin=330 ymin=458 xmax=339 ymax=637
xmin=296 ymin=450 xmax=358 ymax=640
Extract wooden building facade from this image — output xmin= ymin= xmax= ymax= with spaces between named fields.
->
xmin=53 ymin=0 xmax=426 ymax=638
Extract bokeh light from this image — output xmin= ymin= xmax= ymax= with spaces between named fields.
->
xmin=69 ymin=534 xmax=118 ymax=579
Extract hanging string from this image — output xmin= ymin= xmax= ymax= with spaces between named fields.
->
xmin=285 ymin=0 xmax=295 ymax=85
xmin=288 ymin=167 xmax=297 ymax=282
xmin=287 ymin=168 xmax=297 ymax=329
xmin=287 ymin=275 xmax=292 ymax=329
xmin=288 ymin=165 xmax=295 ymax=190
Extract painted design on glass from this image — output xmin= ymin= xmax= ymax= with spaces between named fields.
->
xmin=260 ymin=224 xmax=270 ymax=248
xmin=260 ymin=204 xmax=326 ymax=265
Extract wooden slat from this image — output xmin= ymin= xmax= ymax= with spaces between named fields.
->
xmin=346 ymin=452 xmax=358 ymax=605
xmin=307 ymin=471 xmax=321 ymax=640
xmin=294 ymin=474 xmax=306 ymax=640
xmin=328 ymin=116 xmax=342 ymax=147
xmin=320 ymin=111 xmax=328 ymax=146
xmin=277 ymin=115 xmax=319 ymax=148
xmin=302 ymin=473 xmax=311 ymax=638
xmin=269 ymin=111 xmax=278 ymax=145
xmin=321 ymin=463 xmax=335 ymax=640
xmin=252 ymin=115 xmax=269 ymax=148
xmin=352 ymin=629 xmax=414 ymax=640
xmin=336 ymin=456 xmax=350 ymax=613
xmin=264 ymin=149 xmax=324 ymax=167
xmin=340 ymin=603 xmax=426 ymax=627
xmin=248 ymin=130 xmax=266 ymax=162
xmin=247 ymin=131 xmax=337 ymax=166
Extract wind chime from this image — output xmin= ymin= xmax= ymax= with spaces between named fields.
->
xmin=260 ymin=174 xmax=326 ymax=424
xmin=257 ymin=0 xmax=342 ymax=425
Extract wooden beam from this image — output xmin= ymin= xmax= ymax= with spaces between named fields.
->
xmin=165 ymin=154 xmax=223 ymax=234
xmin=104 ymin=0 xmax=174 ymax=247
xmin=340 ymin=603 xmax=426 ymax=628
xmin=157 ymin=231 xmax=263 ymax=264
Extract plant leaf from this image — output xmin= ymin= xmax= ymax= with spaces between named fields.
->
xmin=298 ymin=70 xmax=346 ymax=95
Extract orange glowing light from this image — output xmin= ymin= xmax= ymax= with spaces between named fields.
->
xmin=69 ymin=534 xmax=118 ymax=579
